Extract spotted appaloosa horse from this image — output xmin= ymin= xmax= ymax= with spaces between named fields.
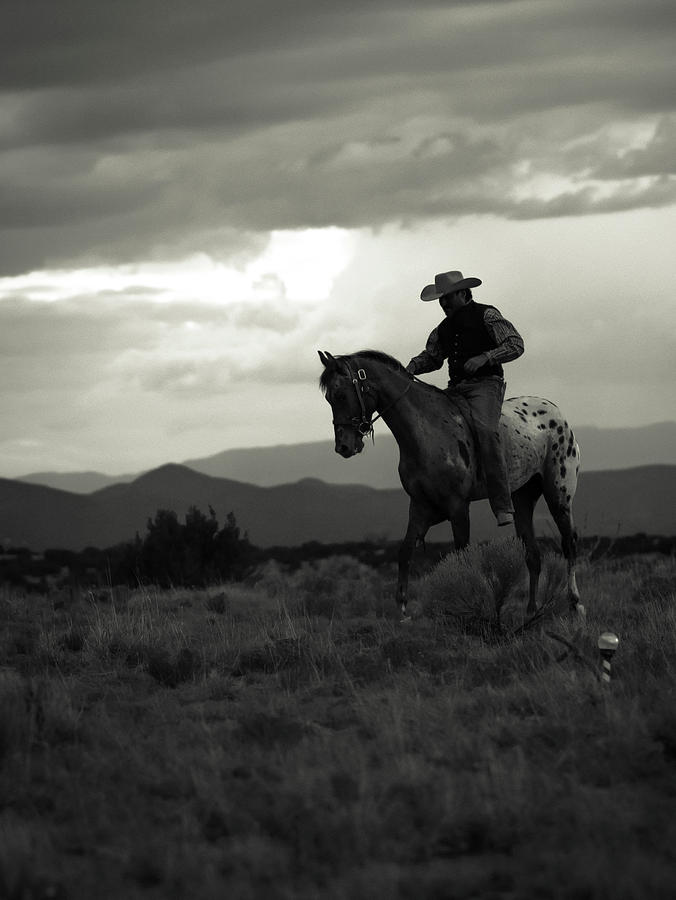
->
xmin=319 ymin=349 xmax=584 ymax=619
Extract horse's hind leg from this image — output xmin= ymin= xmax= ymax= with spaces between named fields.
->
xmin=543 ymin=493 xmax=584 ymax=618
xmin=512 ymin=475 xmax=543 ymax=615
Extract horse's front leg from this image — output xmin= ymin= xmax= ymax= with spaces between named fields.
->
xmin=396 ymin=531 xmax=415 ymax=613
xmin=449 ymin=503 xmax=470 ymax=551
xmin=397 ymin=501 xmax=432 ymax=615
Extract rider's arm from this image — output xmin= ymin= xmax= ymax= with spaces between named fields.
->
xmin=405 ymin=327 xmax=445 ymax=375
xmin=482 ymin=307 xmax=524 ymax=365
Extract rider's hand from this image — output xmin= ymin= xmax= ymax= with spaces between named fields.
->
xmin=463 ymin=354 xmax=487 ymax=374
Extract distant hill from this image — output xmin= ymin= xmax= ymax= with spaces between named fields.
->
xmin=15 ymin=470 xmax=136 ymax=494
xmin=1 ymin=464 xmax=675 ymax=552
xmin=15 ymin=422 xmax=676 ymax=494
xmin=184 ymin=422 xmax=676 ymax=487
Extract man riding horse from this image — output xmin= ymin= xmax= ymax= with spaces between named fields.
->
xmin=405 ymin=270 xmax=524 ymax=528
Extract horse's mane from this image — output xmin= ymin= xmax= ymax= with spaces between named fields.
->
xmin=319 ymin=349 xmax=406 ymax=393
xmin=353 ymin=349 xmax=406 ymax=371
xmin=319 ymin=349 xmax=448 ymax=398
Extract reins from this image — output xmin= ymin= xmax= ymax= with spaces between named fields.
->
xmin=332 ymin=361 xmax=413 ymax=441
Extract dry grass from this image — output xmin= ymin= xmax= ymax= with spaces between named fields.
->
xmin=0 ymin=547 xmax=674 ymax=899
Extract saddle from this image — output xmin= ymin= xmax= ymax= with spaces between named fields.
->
xmin=442 ymin=388 xmax=479 ymax=440
xmin=441 ymin=387 xmax=485 ymax=480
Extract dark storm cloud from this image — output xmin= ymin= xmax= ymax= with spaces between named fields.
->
xmin=6 ymin=1 xmax=537 ymax=91
xmin=6 ymin=0 xmax=673 ymax=147
xmin=2 ymin=0 xmax=376 ymax=89
xmin=0 ymin=0 xmax=674 ymax=275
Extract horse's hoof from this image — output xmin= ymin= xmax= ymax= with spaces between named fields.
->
xmin=400 ymin=616 xmax=413 ymax=626
xmin=406 ymin=600 xmax=423 ymax=620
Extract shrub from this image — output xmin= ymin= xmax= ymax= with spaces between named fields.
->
xmin=418 ymin=538 xmax=525 ymax=629
xmin=291 ymin=555 xmax=385 ymax=618
xmin=417 ymin=538 xmax=572 ymax=631
xmin=205 ymin=591 xmax=230 ymax=614
xmin=249 ymin=560 xmax=292 ymax=600
xmin=145 ymin=647 xmax=200 ymax=687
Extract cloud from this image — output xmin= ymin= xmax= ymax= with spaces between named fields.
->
xmin=0 ymin=0 xmax=673 ymax=275
xmin=590 ymin=115 xmax=676 ymax=179
xmin=0 ymin=288 xmax=318 ymax=406
xmin=0 ymin=285 xmax=328 ymax=473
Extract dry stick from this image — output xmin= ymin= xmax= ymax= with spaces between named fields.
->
xmin=544 ymin=630 xmax=599 ymax=678
xmin=510 ymin=601 xmax=554 ymax=637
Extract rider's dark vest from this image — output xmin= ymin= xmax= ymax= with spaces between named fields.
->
xmin=438 ymin=301 xmax=504 ymax=386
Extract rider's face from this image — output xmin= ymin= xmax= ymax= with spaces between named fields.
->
xmin=439 ymin=290 xmax=467 ymax=316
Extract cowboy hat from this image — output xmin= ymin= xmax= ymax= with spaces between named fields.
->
xmin=420 ymin=270 xmax=482 ymax=301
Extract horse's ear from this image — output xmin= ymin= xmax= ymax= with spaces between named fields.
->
xmin=318 ymin=350 xmax=334 ymax=368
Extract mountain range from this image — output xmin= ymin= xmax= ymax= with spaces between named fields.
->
xmin=1 ymin=463 xmax=675 ymax=553
xmin=15 ymin=421 xmax=676 ymax=494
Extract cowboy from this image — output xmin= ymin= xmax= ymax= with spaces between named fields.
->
xmin=405 ymin=270 xmax=524 ymax=527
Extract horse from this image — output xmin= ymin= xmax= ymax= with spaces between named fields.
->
xmin=318 ymin=349 xmax=584 ymax=620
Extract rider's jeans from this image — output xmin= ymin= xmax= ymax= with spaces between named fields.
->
xmin=445 ymin=376 xmax=514 ymax=518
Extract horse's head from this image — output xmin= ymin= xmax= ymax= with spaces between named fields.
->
xmin=318 ymin=350 xmax=376 ymax=458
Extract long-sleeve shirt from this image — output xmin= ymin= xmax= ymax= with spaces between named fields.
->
xmin=407 ymin=304 xmax=524 ymax=376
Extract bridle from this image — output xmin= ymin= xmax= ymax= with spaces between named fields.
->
xmin=331 ymin=360 xmax=413 ymax=440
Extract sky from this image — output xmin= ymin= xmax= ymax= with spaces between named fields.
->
xmin=1 ymin=0 xmax=675 ymax=477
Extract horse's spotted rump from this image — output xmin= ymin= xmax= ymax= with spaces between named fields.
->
xmin=501 ymin=396 xmax=580 ymax=501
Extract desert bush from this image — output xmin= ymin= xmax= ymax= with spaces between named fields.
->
xmin=417 ymin=538 xmax=573 ymax=632
xmin=381 ymin=633 xmax=450 ymax=675
xmin=83 ymin=585 xmax=197 ymax=659
xmin=250 ymin=559 xmax=292 ymax=600
xmin=145 ymin=646 xmax=201 ymax=687
xmin=417 ymin=538 xmax=525 ymax=628
xmin=204 ymin=591 xmax=230 ymax=614
xmin=232 ymin=630 xmax=345 ymax=689
xmin=291 ymin=555 xmax=385 ymax=618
